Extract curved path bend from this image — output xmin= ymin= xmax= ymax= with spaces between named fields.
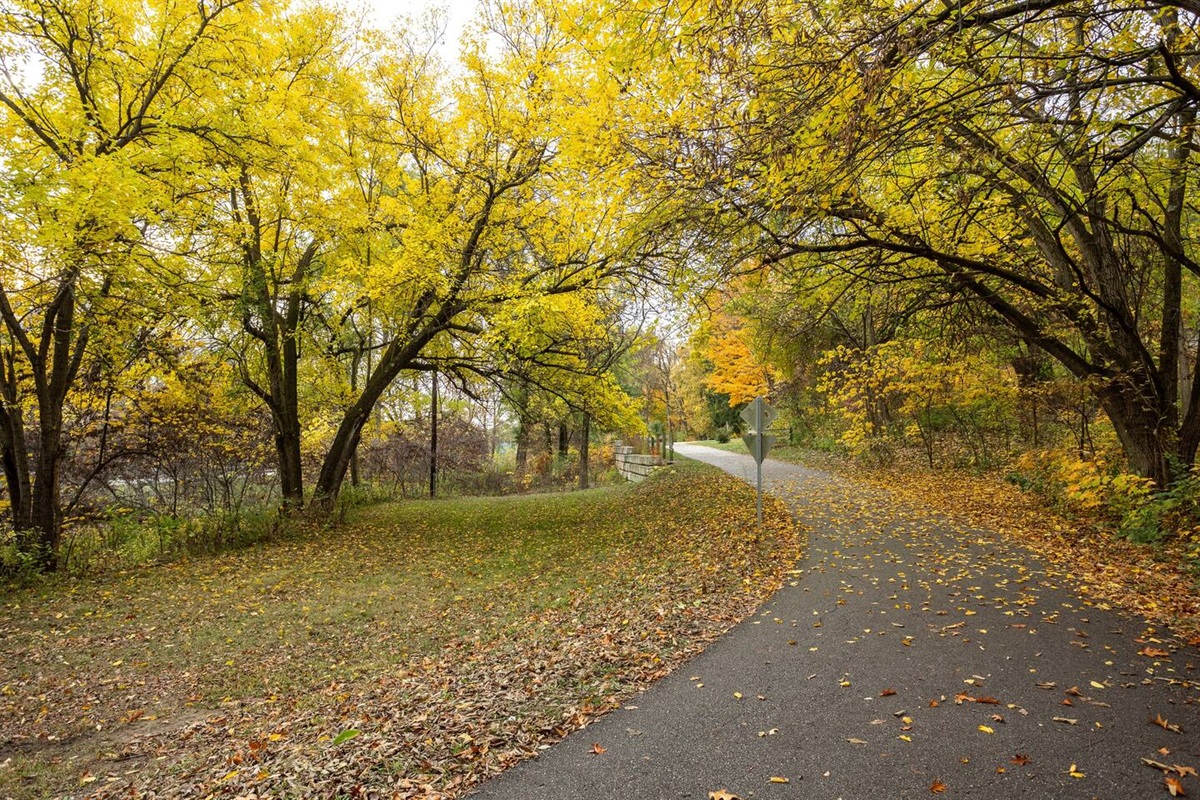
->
xmin=471 ymin=444 xmax=1200 ymax=799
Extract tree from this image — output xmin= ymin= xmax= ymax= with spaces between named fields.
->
xmin=595 ymin=0 xmax=1200 ymax=486
xmin=0 ymin=0 xmax=244 ymax=565
xmin=305 ymin=6 xmax=654 ymax=511
xmin=180 ymin=2 xmax=355 ymax=511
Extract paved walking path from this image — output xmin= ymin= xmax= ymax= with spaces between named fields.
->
xmin=471 ymin=445 xmax=1200 ymax=799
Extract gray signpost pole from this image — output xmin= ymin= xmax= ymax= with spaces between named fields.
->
xmin=754 ymin=399 xmax=763 ymax=525
xmin=741 ymin=397 xmax=776 ymax=527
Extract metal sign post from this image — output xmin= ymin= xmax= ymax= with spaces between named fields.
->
xmin=740 ymin=397 xmax=776 ymax=526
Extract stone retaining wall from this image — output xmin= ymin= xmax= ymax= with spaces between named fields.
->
xmin=614 ymin=445 xmax=665 ymax=482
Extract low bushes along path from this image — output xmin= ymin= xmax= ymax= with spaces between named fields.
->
xmin=470 ymin=443 xmax=1200 ymax=800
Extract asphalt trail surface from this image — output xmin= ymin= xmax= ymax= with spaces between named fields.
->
xmin=471 ymin=444 xmax=1200 ymax=799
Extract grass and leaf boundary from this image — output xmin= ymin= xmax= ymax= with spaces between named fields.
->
xmin=0 ymin=461 xmax=801 ymax=799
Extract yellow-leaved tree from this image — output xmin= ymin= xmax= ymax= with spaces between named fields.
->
xmin=0 ymin=0 xmax=246 ymax=566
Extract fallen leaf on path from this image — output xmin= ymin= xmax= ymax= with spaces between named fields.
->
xmin=590 ymin=743 xmax=606 ymax=755
xmin=1068 ymin=764 xmax=1085 ymax=778
xmin=1010 ymin=754 xmax=1031 ymax=766
xmin=768 ymin=776 xmax=790 ymax=784
xmin=1053 ymin=717 xmax=1078 ymax=725
xmin=1152 ymin=714 xmax=1185 ymax=734
xmin=1167 ymin=776 xmax=1187 ymax=797
xmin=930 ymin=779 xmax=947 ymax=794
xmin=709 ymin=791 xmax=741 ymax=800
xmin=1139 ymin=647 xmax=1171 ymax=658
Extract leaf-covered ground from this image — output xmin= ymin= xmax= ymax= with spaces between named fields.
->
xmin=701 ymin=440 xmax=1200 ymax=640
xmin=469 ymin=442 xmax=1199 ymax=800
xmin=0 ymin=462 xmax=802 ymax=799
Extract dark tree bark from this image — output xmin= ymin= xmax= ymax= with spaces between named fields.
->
xmin=578 ymin=413 xmax=590 ymax=490
xmin=231 ymin=172 xmax=317 ymax=512
xmin=429 ymin=370 xmax=438 ymax=498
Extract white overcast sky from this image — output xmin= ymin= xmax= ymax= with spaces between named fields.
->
xmin=362 ymin=0 xmax=482 ymax=60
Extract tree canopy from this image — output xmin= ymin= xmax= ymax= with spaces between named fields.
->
xmin=6 ymin=0 xmax=1200 ymax=567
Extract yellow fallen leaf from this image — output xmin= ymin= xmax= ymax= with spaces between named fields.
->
xmin=1089 ymin=681 xmax=1105 ymax=690
xmin=768 ymin=776 xmax=789 ymax=784
xmin=1068 ymin=764 xmax=1085 ymax=779
xmin=979 ymin=725 xmax=994 ymax=734
xmin=733 ymin=692 xmax=743 ymax=700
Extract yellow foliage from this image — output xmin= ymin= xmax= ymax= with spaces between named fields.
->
xmin=817 ymin=340 xmax=1017 ymax=456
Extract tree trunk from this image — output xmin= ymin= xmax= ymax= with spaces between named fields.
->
xmin=0 ymin=373 xmax=32 ymax=532
xmin=273 ymin=417 xmax=304 ymax=511
xmin=429 ymin=370 xmax=438 ymax=498
xmin=350 ymin=353 xmax=361 ymax=488
xmin=578 ymin=413 xmax=590 ymax=490
xmin=1096 ymin=378 xmax=1176 ymax=488
xmin=310 ymin=313 xmax=450 ymax=514
xmin=558 ymin=423 xmax=569 ymax=458
xmin=515 ymin=418 xmax=529 ymax=472
xmin=311 ymin=402 xmax=371 ymax=514
xmin=261 ymin=334 xmax=304 ymax=511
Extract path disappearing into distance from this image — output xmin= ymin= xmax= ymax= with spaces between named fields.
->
xmin=471 ymin=444 xmax=1200 ymax=799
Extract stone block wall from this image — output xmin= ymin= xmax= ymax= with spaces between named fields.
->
xmin=614 ymin=444 xmax=665 ymax=482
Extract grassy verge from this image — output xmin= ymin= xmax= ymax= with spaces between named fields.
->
xmin=0 ymin=461 xmax=801 ymax=799
xmin=686 ymin=438 xmax=1200 ymax=639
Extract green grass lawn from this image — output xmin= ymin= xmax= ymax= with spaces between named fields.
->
xmin=0 ymin=461 xmax=801 ymax=799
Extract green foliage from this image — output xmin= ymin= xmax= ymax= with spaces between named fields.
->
xmin=0 ymin=532 xmax=43 ymax=586
xmin=57 ymin=505 xmax=292 ymax=575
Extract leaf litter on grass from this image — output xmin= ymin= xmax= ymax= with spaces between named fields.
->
xmin=0 ymin=463 xmax=803 ymax=799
